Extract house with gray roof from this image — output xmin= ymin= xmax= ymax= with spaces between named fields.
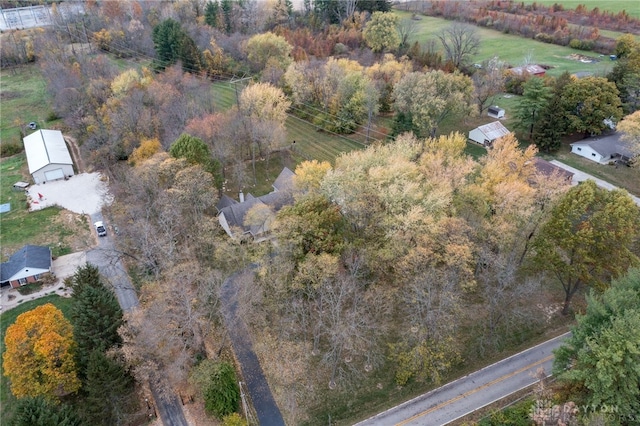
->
xmin=570 ymin=133 xmax=636 ymax=164
xmin=218 ymin=167 xmax=295 ymax=241
xmin=1 ymin=245 xmax=52 ymax=288
xmin=23 ymin=129 xmax=74 ymax=184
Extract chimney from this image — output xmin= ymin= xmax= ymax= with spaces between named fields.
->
xmin=239 ymin=191 xmax=245 ymax=203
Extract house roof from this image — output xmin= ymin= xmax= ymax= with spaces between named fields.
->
xmin=532 ymin=158 xmax=574 ymax=180
xmin=23 ymin=129 xmax=73 ymax=174
xmin=216 ymin=194 xmax=238 ymax=212
xmin=571 ymin=133 xmax=636 ymax=159
xmin=272 ymin=167 xmax=295 ymax=192
xmin=1 ymin=245 xmax=51 ymax=282
xmin=508 ymin=64 xmax=546 ymax=76
xmin=219 ymin=167 xmax=295 ymax=237
xmin=475 ymin=121 xmax=510 ymax=141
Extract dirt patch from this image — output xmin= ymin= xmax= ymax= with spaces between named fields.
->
xmin=0 ymin=91 xmax=20 ymax=100
xmin=566 ymin=53 xmax=599 ymax=63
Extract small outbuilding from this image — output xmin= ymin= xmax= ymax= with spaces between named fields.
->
xmin=23 ymin=129 xmax=74 ymax=184
xmin=469 ymin=121 xmax=511 ymax=146
xmin=487 ymin=106 xmax=505 ymax=119
xmin=508 ymin=64 xmax=546 ymax=77
xmin=1 ymin=245 xmax=52 ymax=288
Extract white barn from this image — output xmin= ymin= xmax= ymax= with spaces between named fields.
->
xmin=23 ymin=129 xmax=74 ymax=184
xmin=469 ymin=121 xmax=511 ymax=146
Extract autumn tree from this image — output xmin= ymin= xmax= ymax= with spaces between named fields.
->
xmin=3 ymin=304 xmax=81 ymax=400
xmin=244 ymin=32 xmax=292 ymax=73
xmin=533 ymin=180 xmax=640 ymax=315
xmin=436 ymin=22 xmax=481 ymax=70
xmin=514 ymin=76 xmax=552 ymax=141
xmin=561 ymin=76 xmax=623 ymax=136
xmin=128 ymin=138 xmax=162 ymax=166
xmin=554 ymin=268 xmax=640 ymax=418
xmin=10 ymin=396 xmax=82 ymax=426
xmin=366 ymin=54 xmax=412 ymax=112
xmin=363 ymin=11 xmax=400 ymax=53
xmin=472 ymin=56 xmax=506 ymax=115
xmin=393 ymin=70 xmax=475 ymax=137
xmin=617 ymin=110 xmax=640 ymax=158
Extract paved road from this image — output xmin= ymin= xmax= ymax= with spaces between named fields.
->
xmin=220 ymin=268 xmax=285 ymax=426
xmin=355 ymin=333 xmax=570 ymax=426
xmin=550 ymin=160 xmax=640 ymax=206
xmin=87 ymin=212 xmax=188 ymax=426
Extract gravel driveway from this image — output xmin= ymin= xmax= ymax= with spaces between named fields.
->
xmin=27 ymin=172 xmax=113 ymax=214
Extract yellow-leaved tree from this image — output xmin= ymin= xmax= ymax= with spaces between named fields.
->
xmin=3 ymin=303 xmax=80 ymax=400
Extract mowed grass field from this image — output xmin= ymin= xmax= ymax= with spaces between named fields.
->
xmin=397 ymin=10 xmax=616 ymax=77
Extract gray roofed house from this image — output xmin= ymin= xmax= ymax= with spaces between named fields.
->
xmin=218 ymin=168 xmax=295 ymax=240
xmin=1 ymin=245 xmax=52 ymax=288
xmin=570 ymin=133 xmax=636 ymax=164
xmin=216 ymin=194 xmax=239 ymax=213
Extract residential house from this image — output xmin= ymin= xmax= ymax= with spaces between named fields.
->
xmin=218 ymin=167 xmax=295 ymax=241
xmin=468 ymin=121 xmax=511 ymax=146
xmin=570 ymin=133 xmax=636 ymax=164
xmin=23 ymin=129 xmax=74 ymax=184
xmin=531 ymin=158 xmax=574 ymax=183
xmin=1 ymin=245 xmax=52 ymax=288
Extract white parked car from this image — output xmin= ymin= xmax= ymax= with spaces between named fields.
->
xmin=94 ymin=221 xmax=107 ymax=237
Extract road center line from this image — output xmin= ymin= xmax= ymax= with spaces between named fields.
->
xmin=395 ymin=354 xmax=554 ymax=426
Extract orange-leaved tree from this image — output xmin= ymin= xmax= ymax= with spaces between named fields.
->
xmin=3 ymin=303 xmax=81 ymax=400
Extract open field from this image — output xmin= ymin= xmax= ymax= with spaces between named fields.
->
xmin=398 ymin=11 xmax=616 ymax=77
xmin=0 ymin=66 xmax=57 ymax=148
xmin=522 ymin=0 xmax=640 ymax=19
xmin=0 ymin=295 xmax=74 ymax=425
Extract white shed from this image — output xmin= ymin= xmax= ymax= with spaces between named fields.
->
xmin=469 ymin=121 xmax=511 ymax=146
xmin=487 ymin=106 xmax=505 ymax=119
xmin=23 ymin=129 xmax=74 ymax=184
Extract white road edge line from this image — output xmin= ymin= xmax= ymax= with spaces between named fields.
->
xmin=353 ymin=332 xmax=570 ymax=425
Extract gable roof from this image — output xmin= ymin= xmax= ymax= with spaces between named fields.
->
xmin=1 ymin=245 xmax=51 ymax=282
xmin=216 ymin=194 xmax=238 ymax=212
xmin=475 ymin=121 xmax=510 ymax=141
xmin=571 ymin=133 xmax=636 ymax=159
xmin=532 ymin=158 xmax=574 ymax=180
xmin=23 ymin=130 xmax=73 ymax=174
xmin=219 ymin=167 xmax=295 ymax=238
xmin=272 ymin=167 xmax=295 ymax=192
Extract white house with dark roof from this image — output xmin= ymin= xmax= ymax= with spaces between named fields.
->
xmin=469 ymin=121 xmax=511 ymax=146
xmin=1 ymin=245 xmax=52 ymax=288
xmin=570 ymin=133 xmax=636 ymax=164
xmin=23 ymin=129 xmax=74 ymax=184
xmin=217 ymin=167 xmax=295 ymax=241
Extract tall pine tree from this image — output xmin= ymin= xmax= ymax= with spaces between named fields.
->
xmin=10 ymin=396 xmax=83 ymax=426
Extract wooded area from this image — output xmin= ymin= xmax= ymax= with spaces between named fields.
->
xmin=1 ymin=0 xmax=639 ymax=424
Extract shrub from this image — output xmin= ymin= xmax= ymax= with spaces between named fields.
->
xmin=534 ymin=33 xmax=554 ymax=44
xmin=569 ymin=38 xmax=594 ymax=51
xmin=190 ymin=360 xmax=240 ymax=419
xmin=0 ymin=142 xmax=23 ymax=157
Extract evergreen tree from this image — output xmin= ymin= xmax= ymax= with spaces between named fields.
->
xmin=357 ymin=0 xmax=392 ymax=13
xmin=205 ymin=1 xmax=220 ymax=28
xmin=10 ymin=396 xmax=83 ymax=426
xmin=152 ymin=18 xmax=183 ymax=71
xmin=69 ymin=264 xmax=123 ymax=375
xmin=221 ymin=0 xmax=233 ymax=33
xmin=533 ymin=72 xmax=572 ymax=152
xmin=514 ymin=77 xmax=551 ymax=141
xmin=81 ymin=351 xmax=137 ymax=426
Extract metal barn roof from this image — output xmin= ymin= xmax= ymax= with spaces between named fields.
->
xmin=23 ymin=129 xmax=73 ymax=174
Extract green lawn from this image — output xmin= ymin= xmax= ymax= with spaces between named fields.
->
xmin=0 ymin=295 xmax=74 ymax=425
xmin=397 ymin=11 xmax=616 ymax=77
xmin=0 ymin=66 xmax=57 ymax=149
